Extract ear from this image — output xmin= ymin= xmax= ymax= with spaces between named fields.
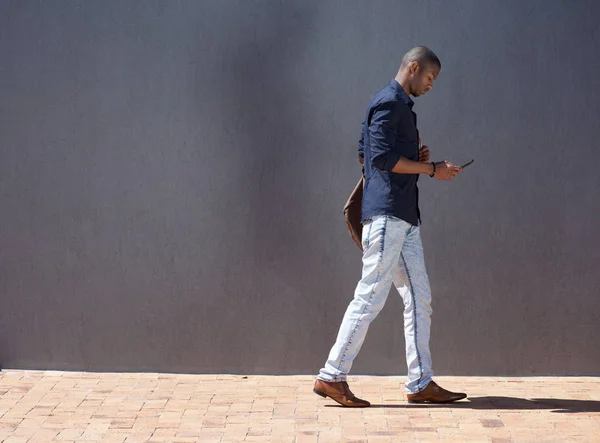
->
xmin=409 ymin=61 xmax=419 ymax=75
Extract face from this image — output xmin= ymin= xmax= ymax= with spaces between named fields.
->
xmin=409 ymin=61 xmax=440 ymax=97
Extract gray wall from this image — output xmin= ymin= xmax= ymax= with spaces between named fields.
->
xmin=1 ymin=0 xmax=599 ymax=375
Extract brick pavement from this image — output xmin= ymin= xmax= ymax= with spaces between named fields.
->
xmin=0 ymin=371 xmax=599 ymax=442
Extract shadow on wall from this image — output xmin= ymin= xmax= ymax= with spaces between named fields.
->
xmin=191 ymin=3 xmax=323 ymax=369
xmin=226 ymin=5 xmax=325 ymax=291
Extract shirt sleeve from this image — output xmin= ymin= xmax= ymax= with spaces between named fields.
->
xmin=368 ymin=100 xmax=403 ymax=172
xmin=358 ymin=120 xmax=366 ymax=159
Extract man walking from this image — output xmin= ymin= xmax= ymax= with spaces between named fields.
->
xmin=314 ymin=47 xmax=467 ymax=407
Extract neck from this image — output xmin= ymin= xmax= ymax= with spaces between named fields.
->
xmin=395 ymin=72 xmax=411 ymax=97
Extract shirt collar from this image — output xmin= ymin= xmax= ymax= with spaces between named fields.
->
xmin=390 ymin=79 xmax=414 ymax=108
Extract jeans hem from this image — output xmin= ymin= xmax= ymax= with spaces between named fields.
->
xmin=405 ymin=376 xmax=433 ymax=394
xmin=316 ymin=374 xmax=347 ymax=383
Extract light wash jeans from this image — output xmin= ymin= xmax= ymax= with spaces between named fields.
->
xmin=318 ymin=215 xmax=433 ymax=394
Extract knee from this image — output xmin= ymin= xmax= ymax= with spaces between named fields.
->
xmin=415 ymin=298 xmax=432 ymax=317
xmin=349 ymin=296 xmax=384 ymax=319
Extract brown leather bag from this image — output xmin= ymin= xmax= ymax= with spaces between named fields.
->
xmin=343 ymin=175 xmax=365 ymax=251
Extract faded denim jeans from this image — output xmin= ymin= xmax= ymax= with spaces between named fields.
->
xmin=318 ymin=215 xmax=434 ymax=394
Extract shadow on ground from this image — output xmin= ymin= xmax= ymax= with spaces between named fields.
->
xmin=329 ymin=397 xmax=600 ymax=413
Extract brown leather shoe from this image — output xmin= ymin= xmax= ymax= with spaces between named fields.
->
xmin=406 ymin=381 xmax=467 ymax=404
xmin=313 ymin=379 xmax=370 ymax=407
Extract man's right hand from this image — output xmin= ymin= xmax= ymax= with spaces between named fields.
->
xmin=434 ymin=161 xmax=462 ymax=180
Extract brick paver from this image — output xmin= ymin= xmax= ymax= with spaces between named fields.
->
xmin=0 ymin=371 xmax=598 ymax=442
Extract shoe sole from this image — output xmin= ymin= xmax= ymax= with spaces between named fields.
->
xmin=313 ymin=389 xmax=370 ymax=408
xmin=408 ymin=399 xmax=451 ymax=404
xmin=407 ymin=396 xmax=467 ymax=404
xmin=313 ymin=388 xmax=327 ymax=398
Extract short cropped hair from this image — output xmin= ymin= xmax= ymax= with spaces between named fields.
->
xmin=401 ymin=46 xmax=441 ymax=70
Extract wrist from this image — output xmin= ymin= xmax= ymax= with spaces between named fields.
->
xmin=429 ymin=162 xmax=436 ymax=178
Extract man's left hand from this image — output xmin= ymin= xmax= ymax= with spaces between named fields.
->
xmin=419 ymin=146 xmax=430 ymax=162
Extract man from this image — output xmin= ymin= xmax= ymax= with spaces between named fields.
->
xmin=314 ymin=47 xmax=467 ymax=407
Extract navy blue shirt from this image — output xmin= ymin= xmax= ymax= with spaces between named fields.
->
xmin=358 ymin=79 xmax=421 ymax=226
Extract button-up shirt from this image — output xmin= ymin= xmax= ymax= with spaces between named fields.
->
xmin=358 ymin=79 xmax=421 ymax=226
